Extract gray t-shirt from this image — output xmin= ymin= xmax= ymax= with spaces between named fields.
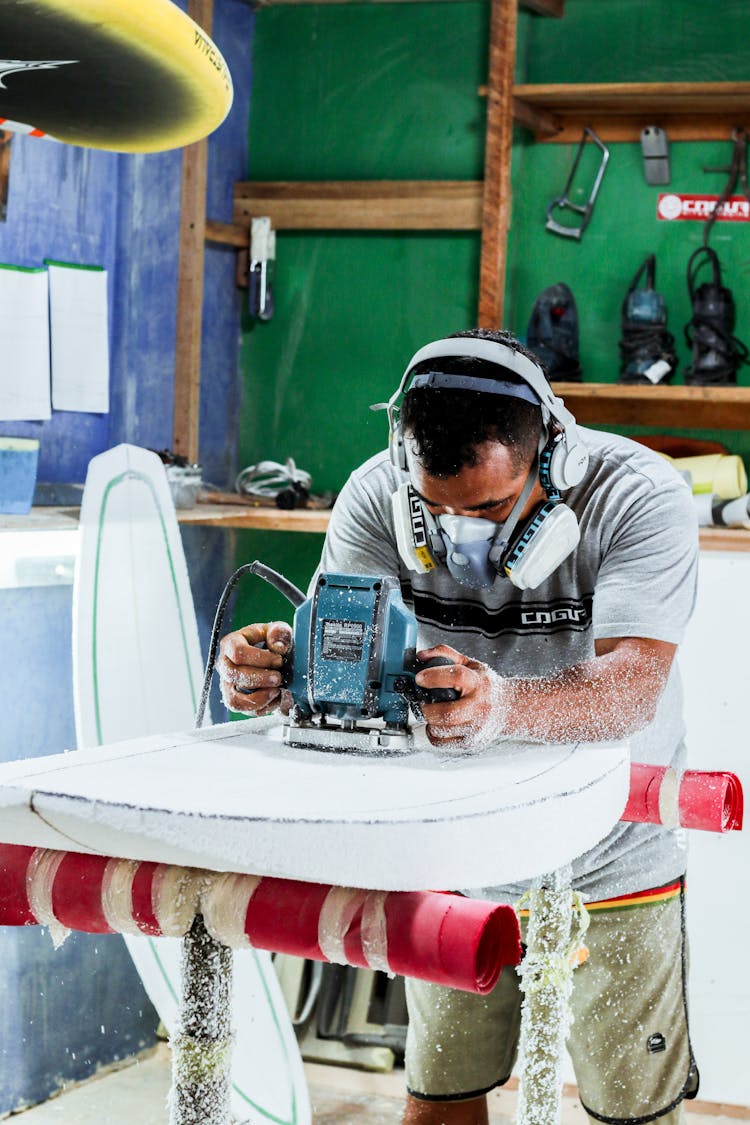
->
xmin=317 ymin=427 xmax=699 ymax=902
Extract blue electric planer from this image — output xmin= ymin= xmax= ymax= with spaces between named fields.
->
xmin=283 ymin=572 xmax=457 ymax=753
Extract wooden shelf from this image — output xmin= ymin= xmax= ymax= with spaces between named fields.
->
xmin=0 ymin=507 xmax=81 ymax=532
xmin=177 ymin=504 xmax=330 ymax=532
xmin=229 ymin=180 xmax=484 ymax=231
xmin=553 ymin=382 xmax=750 ymax=431
xmin=3 ymin=506 xmax=748 ymax=552
xmin=699 ymin=527 xmax=750 ymax=552
xmin=0 ymin=506 xmax=329 ymax=534
xmin=512 ymin=81 xmax=750 ymax=142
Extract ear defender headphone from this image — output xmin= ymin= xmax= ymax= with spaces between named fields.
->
xmin=375 ymin=337 xmax=590 ymax=591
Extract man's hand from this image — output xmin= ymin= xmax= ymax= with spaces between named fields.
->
xmin=416 ymin=636 xmax=677 ymax=749
xmin=217 ymin=621 xmax=293 ymax=716
xmin=415 ymin=644 xmax=506 ymax=750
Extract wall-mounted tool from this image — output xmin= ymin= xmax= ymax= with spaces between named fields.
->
xmin=684 ymin=245 xmax=748 ymax=386
xmin=248 ymin=215 xmax=275 ymax=320
xmin=640 ymin=126 xmax=670 ymax=185
xmin=617 ymin=254 xmax=676 ymax=385
xmin=526 ymin=282 xmax=582 ymax=382
xmin=701 ymin=127 xmax=750 ymax=248
xmin=545 ymin=127 xmax=610 ymax=240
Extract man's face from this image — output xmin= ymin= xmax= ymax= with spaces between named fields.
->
xmin=406 ymin=438 xmax=544 ymax=525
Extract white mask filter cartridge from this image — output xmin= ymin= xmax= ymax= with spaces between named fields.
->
xmin=504 ymin=503 xmax=580 ymax=590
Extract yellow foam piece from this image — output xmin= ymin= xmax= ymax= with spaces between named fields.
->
xmin=668 ymin=454 xmax=747 ymax=500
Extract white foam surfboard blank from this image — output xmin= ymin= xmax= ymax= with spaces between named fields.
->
xmin=71 ymin=443 xmax=309 ymax=1125
xmin=0 ymin=718 xmax=630 ymax=892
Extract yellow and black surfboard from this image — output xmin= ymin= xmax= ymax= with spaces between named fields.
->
xmin=0 ymin=0 xmax=233 ymax=153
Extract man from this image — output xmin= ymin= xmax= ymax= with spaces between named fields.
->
xmin=219 ymin=328 xmax=700 ymax=1125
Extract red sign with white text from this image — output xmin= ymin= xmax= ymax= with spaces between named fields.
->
xmin=657 ymin=194 xmax=750 ymax=222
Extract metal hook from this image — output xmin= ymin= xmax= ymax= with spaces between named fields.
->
xmin=545 ymin=127 xmax=610 ymax=241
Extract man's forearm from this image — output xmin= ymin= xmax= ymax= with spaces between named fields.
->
xmin=491 ymin=649 xmax=668 ymax=744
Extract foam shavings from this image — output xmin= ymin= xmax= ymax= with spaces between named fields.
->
xmin=517 ymin=866 xmax=589 ymax=1125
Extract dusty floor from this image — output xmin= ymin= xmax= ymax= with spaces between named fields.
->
xmin=10 ymin=1046 xmax=748 ymax=1125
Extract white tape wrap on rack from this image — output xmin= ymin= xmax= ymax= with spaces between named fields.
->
xmin=657 ymin=767 xmax=681 ymax=829
xmin=101 ymin=857 xmax=143 ymax=935
xmin=317 ymin=886 xmax=391 ymax=973
xmin=361 ymin=890 xmax=391 ymax=975
xmin=318 ymin=886 xmax=368 ymax=966
xmin=26 ymin=848 xmax=70 ymax=948
xmin=152 ymin=864 xmax=204 ymax=937
xmin=202 ymin=872 xmax=261 ymax=949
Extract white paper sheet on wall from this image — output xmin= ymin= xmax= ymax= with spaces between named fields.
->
xmin=47 ymin=260 xmax=110 ymax=414
xmin=0 ymin=265 xmax=51 ymax=421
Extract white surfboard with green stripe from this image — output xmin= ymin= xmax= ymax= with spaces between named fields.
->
xmin=72 ymin=443 xmax=309 ymax=1125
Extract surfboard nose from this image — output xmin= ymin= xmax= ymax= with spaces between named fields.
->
xmin=0 ymin=0 xmax=233 ymax=153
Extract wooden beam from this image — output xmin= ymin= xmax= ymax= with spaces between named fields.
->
xmin=178 ymin=505 xmax=330 ymax=532
xmin=206 ymin=219 xmax=249 ymax=247
xmin=699 ymin=527 xmax=750 ymax=553
xmin=232 ymin=181 xmax=483 ymax=230
xmin=510 ymin=95 xmax=560 ymax=137
xmin=513 ymin=81 xmax=750 ymax=142
xmin=519 ymin=0 xmax=564 ymax=15
xmin=477 ymin=0 xmax=517 ymax=328
xmin=554 ymin=383 xmax=750 ymax=431
xmin=173 ymin=0 xmax=212 ymax=464
xmin=0 ymin=131 xmax=12 ymax=221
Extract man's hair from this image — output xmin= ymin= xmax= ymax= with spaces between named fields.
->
xmin=399 ymin=328 xmax=546 ymax=479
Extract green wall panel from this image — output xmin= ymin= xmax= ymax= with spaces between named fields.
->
xmin=247 ymin=4 xmax=488 ymax=180
xmin=236 ymin=0 xmax=750 ymax=632
xmin=240 ymin=231 xmax=480 ymax=490
xmin=237 ymin=2 xmax=487 ymax=627
xmin=506 ymin=137 xmax=750 ymax=389
xmin=507 ymin=0 xmax=750 ymax=466
xmin=520 ymin=0 xmax=750 ymax=84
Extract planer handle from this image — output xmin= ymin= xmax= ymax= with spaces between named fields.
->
xmin=395 ymin=655 xmax=461 ymax=706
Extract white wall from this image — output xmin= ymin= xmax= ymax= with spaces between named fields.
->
xmin=680 ymin=551 xmax=750 ymax=1107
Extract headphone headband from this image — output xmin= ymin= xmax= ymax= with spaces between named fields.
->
xmin=409 ymin=370 xmax=541 ymax=406
xmin=404 ymin=337 xmax=548 ymax=399
xmin=375 ymin=337 xmax=581 ymax=448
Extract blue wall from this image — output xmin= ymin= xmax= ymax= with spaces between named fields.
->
xmin=0 ymin=0 xmax=253 ymax=1110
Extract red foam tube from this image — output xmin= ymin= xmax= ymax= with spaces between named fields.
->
xmin=245 ymin=880 xmax=520 ymax=994
xmin=0 ymin=846 xmax=521 ymax=995
xmin=52 ymin=853 xmax=116 ymax=934
xmin=0 ymin=844 xmax=36 ymax=925
xmin=622 ymin=763 xmax=744 ymax=832
xmin=679 ymin=769 xmax=744 ymax=832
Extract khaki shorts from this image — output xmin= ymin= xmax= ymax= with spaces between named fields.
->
xmin=405 ymin=879 xmax=699 ymax=1124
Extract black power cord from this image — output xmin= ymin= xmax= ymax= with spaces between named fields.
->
xmin=195 ymin=561 xmax=305 ymax=729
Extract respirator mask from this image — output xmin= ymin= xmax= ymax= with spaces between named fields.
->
xmin=379 ymin=338 xmax=590 ymax=592
xmin=438 ymin=514 xmax=502 ymax=589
